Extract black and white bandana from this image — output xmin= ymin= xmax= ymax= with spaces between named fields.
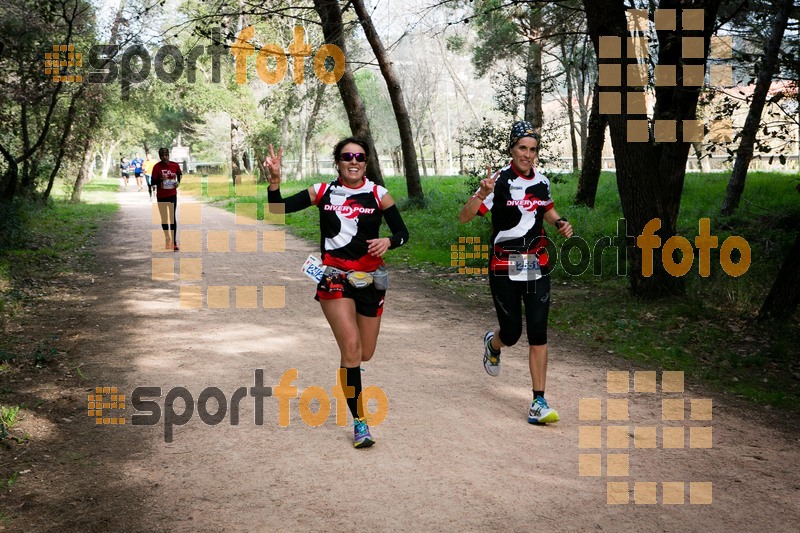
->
xmin=508 ymin=120 xmax=541 ymax=151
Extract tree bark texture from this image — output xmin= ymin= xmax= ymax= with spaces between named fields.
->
xmin=584 ymin=0 xmax=723 ymax=297
xmin=575 ymin=82 xmax=606 ymax=207
xmin=314 ymin=0 xmax=384 ymax=186
xmin=758 ymin=229 xmax=800 ymax=322
xmin=721 ymin=0 xmax=794 ymax=216
xmin=231 ymin=118 xmax=243 ymax=185
xmin=523 ymin=25 xmax=544 ymax=129
xmin=352 ymin=0 xmax=423 ymax=199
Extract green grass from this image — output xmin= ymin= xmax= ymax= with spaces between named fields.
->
xmin=1 ymin=405 xmax=20 ymax=429
xmin=0 ymin=178 xmax=118 ymax=366
xmin=201 ymin=170 xmax=800 ymax=410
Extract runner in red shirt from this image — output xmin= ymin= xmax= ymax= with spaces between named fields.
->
xmin=151 ymin=147 xmax=182 ymax=251
xmin=265 ymin=138 xmax=409 ymax=448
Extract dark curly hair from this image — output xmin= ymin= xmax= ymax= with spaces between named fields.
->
xmin=332 ymin=137 xmax=369 ymax=162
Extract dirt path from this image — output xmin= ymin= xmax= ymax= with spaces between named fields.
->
xmin=5 ymin=191 xmax=800 ymax=532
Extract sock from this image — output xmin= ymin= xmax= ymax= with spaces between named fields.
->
xmin=533 ymin=390 xmax=545 ymax=400
xmin=489 ymin=335 xmax=501 ymax=354
xmin=342 ymin=366 xmax=363 ymax=421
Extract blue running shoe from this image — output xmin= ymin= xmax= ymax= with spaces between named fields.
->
xmin=353 ymin=417 xmax=375 ymax=448
xmin=483 ymin=331 xmax=501 ymax=377
xmin=528 ymin=396 xmax=559 ymax=424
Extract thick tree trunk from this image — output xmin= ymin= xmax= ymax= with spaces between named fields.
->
xmin=758 ymin=230 xmax=800 ymax=321
xmin=522 ymin=8 xmax=544 ymax=129
xmin=721 ymin=0 xmax=793 ymax=216
xmin=524 ymin=32 xmax=544 ymax=129
xmin=352 ymin=0 xmax=422 ymax=198
xmin=584 ymin=0 xmax=723 ymax=297
xmin=314 ymin=0 xmax=384 ymax=186
xmin=1 ymin=158 xmax=18 ymax=202
xmin=575 ymin=83 xmax=606 ymax=207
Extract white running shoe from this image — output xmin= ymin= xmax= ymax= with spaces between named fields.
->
xmin=483 ymin=331 xmax=501 ymax=377
xmin=528 ymin=396 xmax=559 ymax=424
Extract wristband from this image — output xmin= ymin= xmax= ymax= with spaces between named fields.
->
xmin=555 ymin=217 xmax=568 ymax=229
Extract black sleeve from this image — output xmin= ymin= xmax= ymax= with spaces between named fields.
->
xmin=267 ymin=187 xmax=312 ymax=214
xmin=383 ymin=204 xmax=409 ymax=249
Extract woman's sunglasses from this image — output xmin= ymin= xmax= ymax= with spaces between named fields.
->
xmin=340 ymin=152 xmax=366 ymax=162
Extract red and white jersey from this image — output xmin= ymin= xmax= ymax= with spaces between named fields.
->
xmin=476 ymin=162 xmax=554 ymax=270
xmin=151 ymin=160 xmax=182 ymax=199
xmin=313 ymin=178 xmax=388 ymax=272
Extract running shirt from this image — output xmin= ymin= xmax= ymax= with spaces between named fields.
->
xmin=312 ymin=178 xmax=388 ymax=272
xmin=151 ymin=160 xmax=182 ymax=199
xmin=475 ymin=162 xmax=554 ymax=270
xmin=143 ymin=158 xmax=156 ymax=176
xmin=132 ymin=157 xmax=144 ymax=175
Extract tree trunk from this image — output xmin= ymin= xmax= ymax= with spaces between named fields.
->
xmin=417 ymin=137 xmax=428 ymax=177
xmin=303 ymin=83 xmax=326 ymax=180
xmin=523 ymin=9 xmax=543 ymax=129
xmin=298 ymin=119 xmax=307 ymax=181
xmin=431 ymin=121 xmax=440 ymax=176
xmin=280 ymin=112 xmax=289 ymax=174
xmin=314 ymin=0 xmax=384 ymax=186
xmin=692 ymin=141 xmax=711 ymax=172
xmin=721 ymin=0 xmax=793 ymax=216
xmin=562 ymin=41 xmax=579 ymax=172
xmin=44 ymin=90 xmax=83 ymax=201
xmin=231 ymin=117 xmax=243 ymax=185
xmin=758 ymin=229 xmax=800 ymax=321
xmin=577 ymin=39 xmax=590 ymax=155
xmin=102 ymin=141 xmax=119 ymax=179
xmin=71 ymin=136 xmax=95 ymax=202
xmin=20 ymin=101 xmax=33 ymax=194
xmin=584 ymin=0 xmax=723 ymax=297
xmin=352 ymin=0 xmax=421 ymax=196
xmin=575 ymin=83 xmax=606 ymax=207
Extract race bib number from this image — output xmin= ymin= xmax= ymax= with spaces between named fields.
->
xmin=508 ymin=253 xmax=542 ymax=281
xmin=301 ymin=255 xmax=325 ymax=283
xmin=162 ymin=179 xmax=178 ymax=190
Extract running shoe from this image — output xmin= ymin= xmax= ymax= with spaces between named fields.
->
xmin=173 ymin=243 xmax=180 ymax=252
xmin=353 ymin=417 xmax=375 ymax=448
xmin=483 ymin=331 xmax=500 ymax=377
xmin=528 ymin=396 xmax=559 ymax=424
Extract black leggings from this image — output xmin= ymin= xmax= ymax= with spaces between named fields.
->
xmin=157 ymin=196 xmax=177 ymax=236
xmin=489 ymin=270 xmax=550 ymax=347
